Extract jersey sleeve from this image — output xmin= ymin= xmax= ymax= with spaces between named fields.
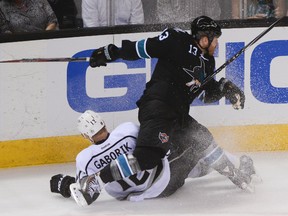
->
xmin=120 ymin=28 xmax=183 ymax=60
xmin=116 ymin=122 xmax=139 ymax=138
xmin=75 ymin=148 xmax=92 ymax=182
xmin=144 ymin=28 xmax=182 ymax=58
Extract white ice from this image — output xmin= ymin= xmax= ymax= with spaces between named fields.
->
xmin=1 ymin=152 xmax=287 ymax=216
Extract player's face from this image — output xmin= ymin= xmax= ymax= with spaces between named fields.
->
xmin=81 ymin=133 xmax=95 ymax=144
xmin=91 ymin=127 xmax=108 ymax=144
xmin=208 ymin=37 xmax=219 ymax=56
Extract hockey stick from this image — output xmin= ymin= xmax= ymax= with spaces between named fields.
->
xmin=194 ymin=17 xmax=284 ymax=93
xmin=0 ymin=57 xmax=89 ymax=63
xmin=0 ymin=18 xmax=282 ymax=68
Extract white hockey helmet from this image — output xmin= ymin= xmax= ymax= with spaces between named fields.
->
xmin=77 ymin=110 xmax=105 ymax=139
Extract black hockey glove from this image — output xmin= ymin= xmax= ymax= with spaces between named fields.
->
xmin=219 ymin=78 xmax=245 ymax=110
xmin=89 ymin=44 xmax=120 ymax=68
xmin=50 ymin=174 xmax=75 ymax=198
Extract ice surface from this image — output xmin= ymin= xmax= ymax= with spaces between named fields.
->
xmin=0 ymin=152 xmax=287 ymax=216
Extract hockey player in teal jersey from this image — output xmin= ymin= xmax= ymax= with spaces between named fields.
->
xmin=87 ymin=15 xmax=255 ymax=193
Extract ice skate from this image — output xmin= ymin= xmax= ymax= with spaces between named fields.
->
xmin=228 ymin=167 xmax=255 ymax=192
xmin=239 ymin=155 xmax=262 ymax=184
xmin=226 ymin=155 xmax=261 ymax=192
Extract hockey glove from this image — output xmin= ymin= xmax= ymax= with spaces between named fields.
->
xmin=70 ymin=174 xmax=102 ymax=207
xmin=219 ymin=78 xmax=245 ymax=110
xmin=89 ymin=44 xmax=120 ymax=67
xmin=50 ymin=174 xmax=75 ymax=198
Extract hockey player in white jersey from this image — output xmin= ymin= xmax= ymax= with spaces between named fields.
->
xmin=50 ymin=110 xmax=171 ymax=205
xmin=50 ymin=110 xmax=259 ymax=206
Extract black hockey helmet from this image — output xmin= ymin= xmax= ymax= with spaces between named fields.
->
xmin=191 ymin=16 xmax=222 ymax=43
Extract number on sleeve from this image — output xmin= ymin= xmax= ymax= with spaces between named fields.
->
xmin=189 ymin=45 xmax=198 ymax=56
xmin=159 ymin=31 xmax=169 ymax=41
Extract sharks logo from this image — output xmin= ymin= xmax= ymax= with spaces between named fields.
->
xmin=182 ymin=55 xmax=208 ymax=92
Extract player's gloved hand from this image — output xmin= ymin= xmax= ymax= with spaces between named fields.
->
xmin=89 ymin=44 xmax=120 ymax=68
xmin=50 ymin=174 xmax=75 ymax=198
xmin=220 ymin=78 xmax=245 ymax=110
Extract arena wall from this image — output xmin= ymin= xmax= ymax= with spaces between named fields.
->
xmin=1 ymin=20 xmax=288 ymax=167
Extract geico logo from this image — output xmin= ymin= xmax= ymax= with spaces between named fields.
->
xmin=67 ymin=40 xmax=288 ymax=112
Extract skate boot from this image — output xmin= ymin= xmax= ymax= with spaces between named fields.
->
xmin=212 ymin=157 xmax=255 ymax=192
xmin=70 ymin=174 xmax=102 ymax=207
xmin=228 ymin=167 xmax=254 ymax=192
xmin=239 ymin=155 xmax=262 ymax=184
xmin=227 ymin=155 xmax=262 ymax=192
xmin=239 ymin=155 xmax=255 ymax=176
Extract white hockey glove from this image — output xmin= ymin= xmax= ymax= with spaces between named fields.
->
xmin=219 ymin=78 xmax=245 ymax=110
xmin=70 ymin=174 xmax=102 ymax=207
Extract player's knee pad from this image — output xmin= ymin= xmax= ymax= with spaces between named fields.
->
xmin=110 ymin=154 xmax=141 ymax=181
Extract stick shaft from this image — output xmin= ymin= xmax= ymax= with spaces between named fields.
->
xmin=0 ymin=57 xmax=89 ymax=63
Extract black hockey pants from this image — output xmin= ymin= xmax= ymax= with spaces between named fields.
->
xmin=134 ymin=99 xmax=215 ymax=191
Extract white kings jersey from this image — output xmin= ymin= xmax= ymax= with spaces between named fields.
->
xmin=75 ymin=122 xmax=170 ymax=201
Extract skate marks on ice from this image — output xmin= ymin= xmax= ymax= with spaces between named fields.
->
xmin=0 ymin=152 xmax=287 ymax=216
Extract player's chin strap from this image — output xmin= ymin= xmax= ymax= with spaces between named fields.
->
xmin=70 ymin=174 xmax=103 ymax=207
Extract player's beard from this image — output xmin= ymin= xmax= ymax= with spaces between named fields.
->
xmin=208 ymin=45 xmax=217 ymax=56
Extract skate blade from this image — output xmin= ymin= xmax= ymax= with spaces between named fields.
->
xmin=240 ymin=182 xmax=255 ymax=193
xmin=70 ymin=183 xmax=88 ymax=207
